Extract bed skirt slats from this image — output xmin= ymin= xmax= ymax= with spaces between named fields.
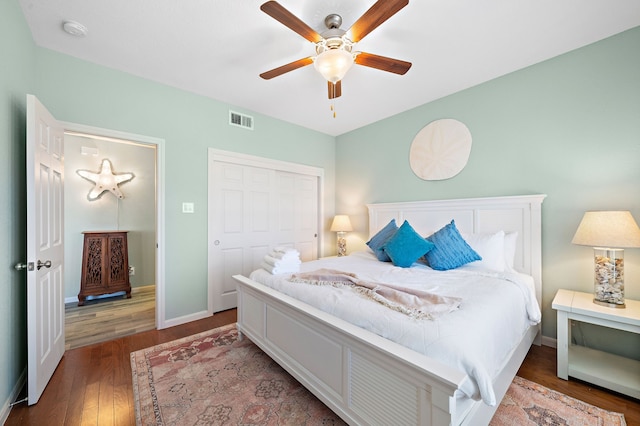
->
xmin=266 ymin=305 xmax=344 ymax=394
xmin=349 ymin=350 xmax=421 ymax=425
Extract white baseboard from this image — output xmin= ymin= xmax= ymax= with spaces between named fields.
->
xmin=161 ymin=309 xmax=211 ymax=329
xmin=541 ymin=335 xmax=557 ymax=348
xmin=0 ymin=368 xmax=26 ymax=424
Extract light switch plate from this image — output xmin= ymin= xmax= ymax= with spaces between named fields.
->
xmin=182 ymin=202 xmax=194 ymax=213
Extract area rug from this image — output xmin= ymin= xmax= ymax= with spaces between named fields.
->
xmin=132 ymin=323 xmax=626 ymax=426
xmin=490 ymin=376 xmax=626 ymax=426
xmin=131 ymin=323 xmax=345 ymax=425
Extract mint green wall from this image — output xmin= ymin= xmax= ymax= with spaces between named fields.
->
xmin=0 ymin=0 xmax=34 ymax=416
xmin=33 ymin=49 xmax=336 ymax=321
xmin=336 ymin=26 xmax=640 ymax=359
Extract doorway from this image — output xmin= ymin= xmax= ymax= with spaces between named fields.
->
xmin=62 ymin=132 xmax=157 ymax=347
xmin=24 ymin=95 xmax=167 ymax=404
xmin=61 ymin=122 xmax=167 ymax=331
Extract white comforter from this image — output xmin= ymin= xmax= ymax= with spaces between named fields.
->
xmin=249 ymin=251 xmax=541 ymax=406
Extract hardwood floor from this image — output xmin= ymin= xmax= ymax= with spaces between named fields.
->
xmin=7 ymin=309 xmax=237 ymax=426
xmin=7 ymin=312 xmax=639 ymax=425
xmin=65 ymin=286 xmax=156 ymax=350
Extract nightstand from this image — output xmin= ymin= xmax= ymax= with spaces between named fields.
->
xmin=552 ymin=289 xmax=640 ymax=399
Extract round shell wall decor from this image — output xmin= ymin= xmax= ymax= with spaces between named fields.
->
xmin=409 ymin=119 xmax=472 ymax=181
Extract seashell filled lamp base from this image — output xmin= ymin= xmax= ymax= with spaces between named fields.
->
xmin=593 ymin=248 xmax=625 ymax=308
xmin=336 ymin=232 xmax=347 ymax=257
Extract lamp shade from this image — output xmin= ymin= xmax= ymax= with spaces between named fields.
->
xmin=330 ymin=215 xmax=353 ymax=232
xmin=314 ymin=49 xmax=354 ymax=83
xmin=572 ymin=211 xmax=640 ymax=248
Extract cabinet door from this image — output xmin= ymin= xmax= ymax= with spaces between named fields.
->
xmin=82 ymin=235 xmax=109 ymax=292
xmin=107 ymin=233 xmax=129 ymax=288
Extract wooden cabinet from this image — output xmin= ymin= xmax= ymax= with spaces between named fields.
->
xmin=78 ymin=231 xmax=131 ymax=306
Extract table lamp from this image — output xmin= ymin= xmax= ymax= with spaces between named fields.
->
xmin=572 ymin=211 xmax=640 ymax=308
xmin=330 ymin=215 xmax=353 ymax=257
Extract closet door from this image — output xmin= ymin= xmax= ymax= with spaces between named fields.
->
xmin=208 ymin=155 xmax=320 ymax=313
xmin=275 ymin=171 xmax=318 ymax=262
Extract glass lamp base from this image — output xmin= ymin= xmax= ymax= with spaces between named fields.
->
xmin=592 ymin=299 xmax=626 ymax=309
xmin=336 ymin=232 xmax=347 ymax=257
xmin=593 ymin=248 xmax=625 ymax=308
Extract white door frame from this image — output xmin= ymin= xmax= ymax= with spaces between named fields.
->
xmin=60 ymin=121 xmax=168 ymax=329
xmin=207 ymin=148 xmax=325 ymax=314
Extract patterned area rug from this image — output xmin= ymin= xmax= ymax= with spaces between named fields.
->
xmin=490 ymin=376 xmax=626 ymax=426
xmin=131 ymin=323 xmax=626 ymax=426
xmin=131 ymin=323 xmax=345 ymax=425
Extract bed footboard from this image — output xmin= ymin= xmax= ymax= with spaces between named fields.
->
xmin=233 ymin=274 xmax=478 ymax=426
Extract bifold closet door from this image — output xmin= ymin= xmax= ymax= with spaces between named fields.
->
xmin=209 ymin=160 xmax=318 ymax=312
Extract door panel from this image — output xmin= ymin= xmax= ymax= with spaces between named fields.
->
xmin=223 ymin=189 xmax=243 ymax=232
xmin=250 ymin=191 xmax=270 ymax=232
xmin=276 ymin=172 xmax=318 ymax=262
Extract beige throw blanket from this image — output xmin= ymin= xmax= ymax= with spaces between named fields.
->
xmin=290 ymin=269 xmax=462 ymax=320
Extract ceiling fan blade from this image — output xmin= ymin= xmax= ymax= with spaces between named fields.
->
xmin=355 ymin=52 xmax=412 ymax=75
xmin=261 ymin=1 xmax=323 ymax=43
xmin=260 ymin=57 xmax=314 ymax=80
xmin=328 ymin=80 xmax=342 ymax=99
xmin=348 ymin=0 xmax=409 ymax=43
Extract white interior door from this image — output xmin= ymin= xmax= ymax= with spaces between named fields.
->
xmin=208 ymin=151 xmax=321 ymax=313
xmin=26 ymin=95 xmax=65 ymax=405
xmin=210 ymin=162 xmax=273 ymax=312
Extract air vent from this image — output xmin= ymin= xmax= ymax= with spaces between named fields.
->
xmin=229 ymin=111 xmax=254 ymax=130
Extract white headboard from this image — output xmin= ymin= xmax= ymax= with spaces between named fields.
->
xmin=367 ymin=194 xmax=546 ymax=307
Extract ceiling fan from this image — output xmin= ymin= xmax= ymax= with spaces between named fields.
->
xmin=259 ymin=0 xmax=412 ymax=100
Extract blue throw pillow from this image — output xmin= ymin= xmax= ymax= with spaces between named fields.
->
xmin=425 ymin=220 xmax=481 ymax=270
xmin=382 ymin=220 xmax=435 ymax=268
xmin=366 ymin=219 xmax=398 ymax=261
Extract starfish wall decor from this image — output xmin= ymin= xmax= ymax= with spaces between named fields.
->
xmin=77 ymin=159 xmax=135 ymax=201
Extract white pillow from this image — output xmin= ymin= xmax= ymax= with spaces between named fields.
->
xmin=504 ymin=231 xmax=518 ymax=272
xmin=462 ymin=230 xmax=506 ymax=272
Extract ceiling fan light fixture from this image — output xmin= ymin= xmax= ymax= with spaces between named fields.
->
xmin=259 ymin=0 xmax=411 ymax=99
xmin=314 ymin=44 xmax=355 ymax=83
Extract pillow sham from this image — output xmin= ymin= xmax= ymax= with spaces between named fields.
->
xmin=461 ymin=230 xmax=506 ymax=272
xmin=383 ymin=220 xmax=435 ymax=267
xmin=425 ymin=220 xmax=481 ymax=270
xmin=504 ymin=231 xmax=518 ymax=271
xmin=366 ymin=219 xmax=398 ymax=262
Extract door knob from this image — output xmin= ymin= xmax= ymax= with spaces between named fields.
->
xmin=15 ymin=262 xmax=35 ymax=271
xmin=37 ymin=260 xmax=52 ymax=270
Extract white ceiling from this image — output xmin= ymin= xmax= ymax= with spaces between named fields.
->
xmin=19 ymin=0 xmax=640 ymax=136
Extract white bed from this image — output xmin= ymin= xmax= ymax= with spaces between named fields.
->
xmin=232 ymin=194 xmax=546 ymax=425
